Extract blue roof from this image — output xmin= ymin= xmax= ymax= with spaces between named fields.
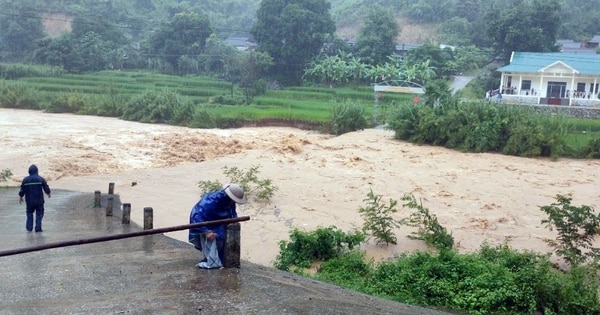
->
xmin=497 ymin=52 xmax=600 ymax=75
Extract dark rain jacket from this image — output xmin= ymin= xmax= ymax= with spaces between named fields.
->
xmin=188 ymin=190 xmax=238 ymax=240
xmin=18 ymin=165 xmax=51 ymax=206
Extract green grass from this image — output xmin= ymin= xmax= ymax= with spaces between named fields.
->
xmin=7 ymin=70 xmax=406 ymax=125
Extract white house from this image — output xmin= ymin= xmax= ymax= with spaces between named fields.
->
xmin=496 ymin=52 xmax=600 ymax=106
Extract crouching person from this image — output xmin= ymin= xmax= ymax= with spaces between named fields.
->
xmin=188 ymin=184 xmax=246 ymax=269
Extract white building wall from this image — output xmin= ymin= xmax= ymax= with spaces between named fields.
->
xmin=501 ymin=73 xmax=599 ymax=98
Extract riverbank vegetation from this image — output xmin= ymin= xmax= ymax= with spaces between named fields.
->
xmin=275 ymin=193 xmax=600 ymax=315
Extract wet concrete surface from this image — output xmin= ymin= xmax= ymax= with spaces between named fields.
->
xmin=0 ymin=188 xmax=454 ymax=314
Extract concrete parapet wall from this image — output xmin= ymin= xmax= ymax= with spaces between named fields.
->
xmin=521 ymin=104 xmax=600 ymax=119
xmin=504 ymin=95 xmax=538 ymax=105
xmin=500 ymin=96 xmax=600 ymax=119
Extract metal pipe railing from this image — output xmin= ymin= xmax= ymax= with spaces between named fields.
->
xmin=0 ymin=216 xmax=250 ymax=257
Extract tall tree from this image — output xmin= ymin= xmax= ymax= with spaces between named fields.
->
xmin=147 ymin=11 xmax=213 ymax=70
xmin=485 ymin=0 xmax=561 ymax=59
xmin=251 ymin=0 xmax=335 ymax=84
xmin=34 ymin=34 xmax=76 ymax=69
xmin=354 ymin=6 xmax=400 ymax=66
xmin=0 ymin=2 xmax=46 ymax=61
xmin=71 ymin=16 xmax=128 ymax=46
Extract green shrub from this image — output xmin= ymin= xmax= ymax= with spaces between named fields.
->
xmin=502 ymin=115 xmax=566 ymax=159
xmin=82 ymin=93 xmax=126 ymax=117
xmin=0 ymin=80 xmax=40 ymax=109
xmin=364 ymin=245 xmax=600 ymax=315
xmin=387 ymin=101 xmax=569 ymax=159
xmin=274 ymin=226 xmax=365 ymax=271
xmin=358 ymin=189 xmax=399 ymax=245
xmin=330 ymin=99 xmax=368 ymax=135
xmin=44 ymin=93 xmax=87 ymax=113
xmin=121 ymin=90 xmax=193 ymax=125
xmin=274 ymin=193 xmax=600 ymax=314
xmin=0 ymin=63 xmax=64 ymax=79
xmin=400 ymin=193 xmax=454 ymax=250
xmin=314 ymin=250 xmax=373 ymax=290
xmin=583 ymin=137 xmax=600 ymax=158
xmin=541 ymin=194 xmax=600 ymax=266
xmin=197 ymin=165 xmax=278 ymax=202
xmin=189 ymin=106 xmax=216 ymax=128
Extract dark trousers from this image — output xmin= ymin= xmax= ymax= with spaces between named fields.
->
xmin=26 ymin=203 xmax=44 ymax=232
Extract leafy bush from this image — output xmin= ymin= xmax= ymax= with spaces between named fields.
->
xmin=197 ymin=165 xmax=278 ymax=202
xmin=121 ymin=89 xmax=194 ymax=125
xmin=0 ymin=63 xmax=64 ymax=79
xmin=274 ymin=226 xmax=365 ymax=271
xmin=314 ymin=250 xmax=373 ymax=290
xmin=387 ymin=101 xmax=569 ymax=159
xmin=541 ymin=194 xmax=600 ymax=266
xmin=189 ymin=106 xmax=216 ymax=128
xmin=400 ymin=193 xmax=454 ymax=250
xmin=365 ymin=244 xmax=600 ymax=315
xmin=44 ymin=93 xmax=87 ymax=113
xmin=583 ymin=137 xmax=600 ymax=158
xmin=273 ymin=191 xmax=600 ymax=314
xmin=330 ymin=99 xmax=368 ymax=135
xmin=0 ymin=80 xmax=40 ymax=109
xmin=81 ymin=84 xmax=128 ymax=117
xmin=502 ymin=115 xmax=566 ymax=159
xmin=358 ymin=189 xmax=399 ymax=245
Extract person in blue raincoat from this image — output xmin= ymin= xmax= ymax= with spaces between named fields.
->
xmin=19 ymin=164 xmax=51 ymax=232
xmin=188 ymin=183 xmax=246 ymax=269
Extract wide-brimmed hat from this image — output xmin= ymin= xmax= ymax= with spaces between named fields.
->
xmin=223 ymin=183 xmax=247 ymax=204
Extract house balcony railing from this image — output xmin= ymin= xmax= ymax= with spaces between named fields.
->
xmin=500 ymin=94 xmax=600 ymax=107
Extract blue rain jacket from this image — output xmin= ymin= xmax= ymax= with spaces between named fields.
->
xmin=18 ymin=165 xmax=51 ymax=206
xmin=188 ymin=190 xmax=238 ymax=240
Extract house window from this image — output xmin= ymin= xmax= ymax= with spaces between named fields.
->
xmin=521 ymin=80 xmax=531 ymax=90
xmin=577 ymin=82 xmax=586 ymax=92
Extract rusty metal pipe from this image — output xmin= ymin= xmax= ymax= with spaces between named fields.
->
xmin=0 ymin=216 xmax=250 ymax=257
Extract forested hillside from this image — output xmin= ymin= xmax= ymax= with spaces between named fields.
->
xmin=329 ymin=0 xmax=600 ymax=45
xmin=1 ymin=0 xmax=599 ymax=83
xmin=2 ymin=0 xmax=599 ymax=46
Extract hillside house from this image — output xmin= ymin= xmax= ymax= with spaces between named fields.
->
xmin=496 ymin=52 xmax=600 ymax=106
xmin=223 ymin=37 xmax=256 ymax=52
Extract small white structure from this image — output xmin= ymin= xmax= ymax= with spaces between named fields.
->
xmin=496 ymin=52 xmax=600 ymax=106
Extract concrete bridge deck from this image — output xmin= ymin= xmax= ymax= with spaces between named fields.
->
xmin=0 ymin=188 xmax=452 ymax=314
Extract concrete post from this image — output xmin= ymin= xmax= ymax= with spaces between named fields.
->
xmin=108 ymin=182 xmax=115 ymax=195
xmin=106 ymin=196 xmax=113 ymax=216
xmin=94 ymin=191 xmax=101 ymax=208
xmin=143 ymin=207 xmax=153 ymax=230
xmin=224 ymin=222 xmax=241 ymax=268
xmin=122 ymin=203 xmax=131 ymax=224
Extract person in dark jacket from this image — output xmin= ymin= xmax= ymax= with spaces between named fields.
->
xmin=19 ymin=164 xmax=51 ymax=232
xmin=188 ymin=183 xmax=246 ymax=269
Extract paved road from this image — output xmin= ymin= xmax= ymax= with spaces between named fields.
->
xmin=450 ymin=75 xmax=476 ymax=94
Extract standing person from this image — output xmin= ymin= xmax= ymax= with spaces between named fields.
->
xmin=188 ymin=183 xmax=246 ymax=269
xmin=19 ymin=164 xmax=51 ymax=232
